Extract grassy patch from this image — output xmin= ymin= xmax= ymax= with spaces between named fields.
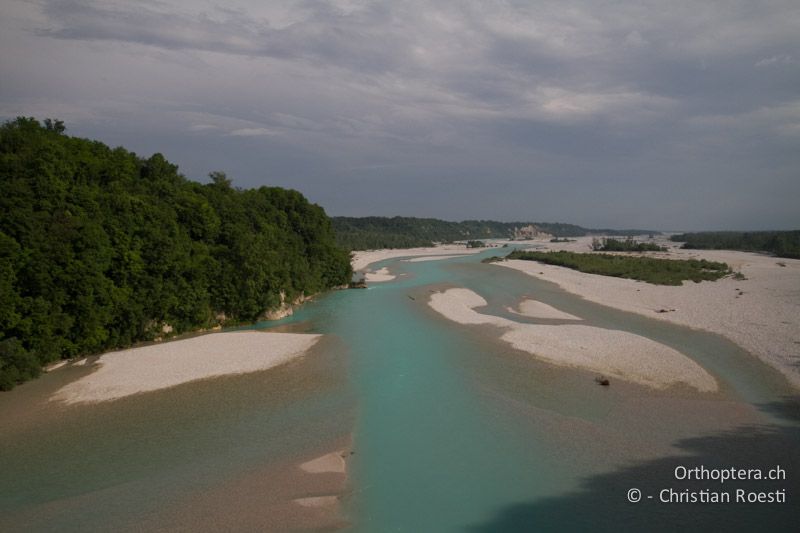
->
xmin=507 ymin=250 xmax=730 ymax=285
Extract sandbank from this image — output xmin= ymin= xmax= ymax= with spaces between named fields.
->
xmin=291 ymin=447 xmax=349 ymax=519
xmin=496 ymin=235 xmax=800 ymax=388
xmin=429 ymin=288 xmax=509 ymax=326
xmin=428 ymin=288 xmax=717 ymax=391
xmin=51 ymin=331 xmax=321 ymax=404
xmin=351 ymin=244 xmax=487 ymax=271
xmin=509 ymin=299 xmax=582 ymax=320
xmin=147 ymin=439 xmax=352 ymax=532
xmin=293 ymin=496 xmax=339 ymax=509
xmin=300 ymin=451 xmax=347 ymax=474
xmin=403 ymin=254 xmax=469 ymax=263
xmin=43 ymin=360 xmax=68 ymax=372
xmin=364 ymin=266 xmax=396 ymax=282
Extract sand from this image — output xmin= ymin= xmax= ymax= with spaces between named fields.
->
xmin=500 ymin=324 xmax=717 ymax=391
xmin=403 ymin=254 xmax=469 ymax=263
xmin=146 ymin=439 xmax=352 ymax=532
xmin=43 ymin=361 xmax=68 ymax=372
xmin=291 ymin=447 xmax=350 ymax=517
xmin=509 ymin=299 xmax=582 ymax=321
xmin=351 ymin=244 xmax=487 ymax=271
xmin=428 ymin=288 xmax=717 ymax=391
xmin=293 ymin=496 xmax=339 ymax=509
xmin=429 ymin=288 xmax=509 ymax=326
xmin=51 ymin=331 xmax=321 ymax=404
xmin=299 ymin=451 xmax=347 ymax=474
xmin=364 ymin=267 xmax=396 ymax=282
xmin=496 ymin=235 xmax=800 ymax=389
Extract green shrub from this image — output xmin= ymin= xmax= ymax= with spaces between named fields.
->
xmin=507 ymin=250 xmax=730 ymax=285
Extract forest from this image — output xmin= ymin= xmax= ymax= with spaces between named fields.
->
xmin=332 ymin=216 xmax=658 ymax=250
xmin=0 ymin=118 xmax=351 ymax=389
xmin=671 ymin=231 xmax=800 ymax=259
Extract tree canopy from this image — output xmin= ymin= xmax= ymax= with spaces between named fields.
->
xmin=671 ymin=231 xmax=800 ymax=259
xmin=0 ymin=117 xmax=351 ymax=389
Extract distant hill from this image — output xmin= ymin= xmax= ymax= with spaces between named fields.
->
xmin=332 ymin=216 xmax=659 ymax=250
xmin=671 ymin=231 xmax=800 ymax=259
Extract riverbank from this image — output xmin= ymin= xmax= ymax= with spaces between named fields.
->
xmin=428 ymin=288 xmax=717 ymax=391
xmin=51 ymin=331 xmax=321 ymax=404
xmin=496 ymin=236 xmax=800 ymax=389
xmin=351 ymin=244 xmax=489 ymax=271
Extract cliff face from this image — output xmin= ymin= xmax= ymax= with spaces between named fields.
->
xmin=260 ymin=292 xmax=314 ymax=321
xmin=512 ymin=225 xmax=553 ymax=240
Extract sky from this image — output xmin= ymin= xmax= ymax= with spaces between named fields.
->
xmin=1 ymin=0 xmax=798 ymax=230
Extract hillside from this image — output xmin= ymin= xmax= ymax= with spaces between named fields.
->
xmin=671 ymin=231 xmax=800 ymax=259
xmin=0 ymin=118 xmax=351 ymax=389
xmin=332 ymin=216 xmax=658 ymax=250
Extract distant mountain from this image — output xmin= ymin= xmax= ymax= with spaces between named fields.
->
xmin=332 ymin=216 xmax=659 ymax=250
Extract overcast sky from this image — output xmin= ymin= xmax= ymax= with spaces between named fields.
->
xmin=1 ymin=0 xmax=798 ymax=230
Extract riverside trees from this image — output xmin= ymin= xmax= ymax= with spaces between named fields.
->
xmin=0 ymin=118 xmax=351 ymax=389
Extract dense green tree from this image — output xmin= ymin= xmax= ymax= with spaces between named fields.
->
xmin=671 ymin=231 xmax=800 ymax=259
xmin=0 ymin=118 xmax=351 ymax=389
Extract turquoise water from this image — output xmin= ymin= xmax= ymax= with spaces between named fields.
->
xmin=298 ymin=280 xmax=566 ymax=530
xmin=1 ymin=250 xmax=798 ymax=531
xmin=284 ymin=251 xmax=799 ymax=531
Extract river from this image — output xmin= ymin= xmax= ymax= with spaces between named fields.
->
xmin=1 ymin=249 xmax=797 ymax=531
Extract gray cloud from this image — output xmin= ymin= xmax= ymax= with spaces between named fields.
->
xmin=36 ymin=0 xmax=408 ymax=71
xmin=1 ymin=0 xmax=798 ymax=229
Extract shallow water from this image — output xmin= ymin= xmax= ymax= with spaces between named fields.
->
xmin=0 ymin=339 xmax=355 ymax=531
xmin=289 ymin=251 xmax=799 ymax=531
xmin=1 ymin=250 xmax=798 ymax=531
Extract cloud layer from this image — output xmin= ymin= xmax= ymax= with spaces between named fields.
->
xmin=2 ymin=0 xmax=798 ymax=229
